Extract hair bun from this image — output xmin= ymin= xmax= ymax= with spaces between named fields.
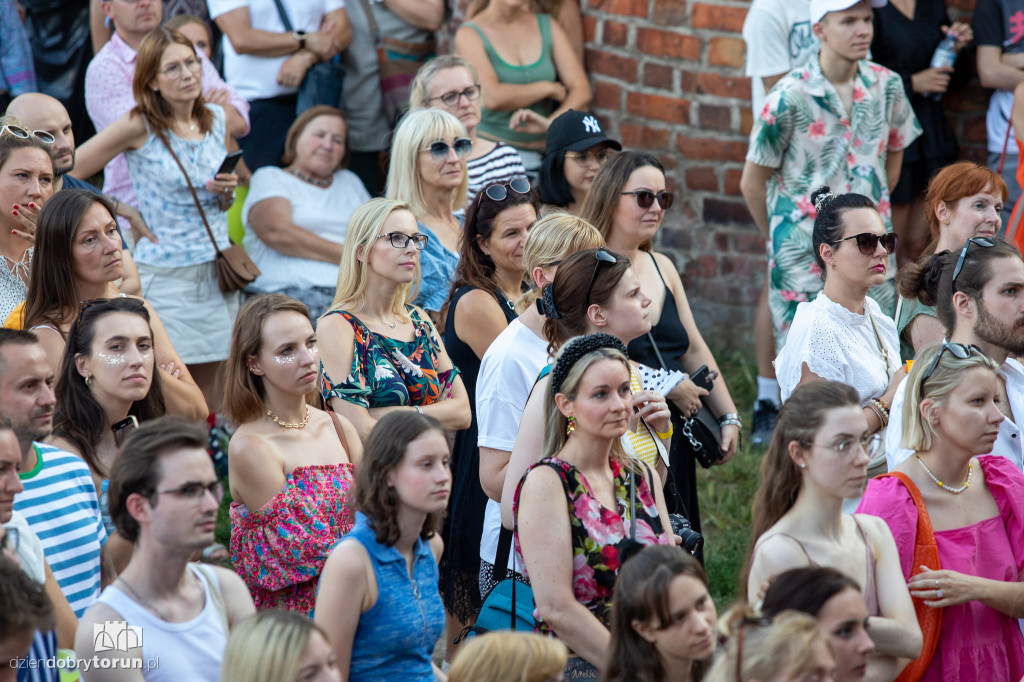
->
xmin=811 ymin=186 xmax=835 ymax=213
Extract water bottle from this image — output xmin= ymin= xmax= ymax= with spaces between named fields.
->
xmin=927 ymin=34 xmax=957 ymax=101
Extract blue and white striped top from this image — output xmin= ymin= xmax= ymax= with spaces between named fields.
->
xmin=15 ymin=443 xmax=107 ymax=617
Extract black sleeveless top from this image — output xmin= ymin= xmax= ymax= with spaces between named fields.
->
xmin=627 ymin=252 xmax=690 ymax=370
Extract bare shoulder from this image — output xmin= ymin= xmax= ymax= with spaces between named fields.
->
xmin=519 ymin=461 xmax=563 ymax=499
xmin=752 ymin=529 xmax=813 ymax=571
xmin=317 ymin=310 xmax=354 ymax=336
xmin=323 ymin=537 xmax=371 ymax=582
xmin=853 ymin=513 xmax=896 ymax=546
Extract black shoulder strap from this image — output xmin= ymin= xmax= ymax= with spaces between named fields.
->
xmin=270 ymin=0 xmax=294 ymax=32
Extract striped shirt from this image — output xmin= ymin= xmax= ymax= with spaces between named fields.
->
xmin=15 ymin=443 xmax=107 ymax=618
xmin=464 ymin=143 xmax=527 ymax=209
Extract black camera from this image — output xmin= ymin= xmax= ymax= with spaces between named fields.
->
xmin=670 ymin=514 xmax=704 ymax=556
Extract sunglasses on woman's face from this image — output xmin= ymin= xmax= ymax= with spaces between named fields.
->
xmin=422 ymin=138 xmax=472 ymax=162
xmin=831 ymin=231 xmax=897 ymax=255
xmin=621 ymin=189 xmax=674 ymax=210
xmin=483 ymin=177 xmax=531 ymax=202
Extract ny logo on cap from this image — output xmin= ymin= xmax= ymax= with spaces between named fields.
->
xmin=582 ymin=115 xmax=601 ymax=134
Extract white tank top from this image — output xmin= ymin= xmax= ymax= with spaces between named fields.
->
xmin=95 ymin=564 xmax=227 ymax=681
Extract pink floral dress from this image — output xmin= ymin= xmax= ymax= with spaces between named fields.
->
xmin=514 ymin=457 xmax=669 ymax=635
xmin=230 ymin=463 xmax=355 ymax=616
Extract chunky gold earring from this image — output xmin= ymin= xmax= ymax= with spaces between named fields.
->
xmin=84 ymin=375 xmax=93 ymax=386
xmin=830 ymin=260 xmax=837 ymax=270
xmin=566 ymin=416 xmax=576 ymax=436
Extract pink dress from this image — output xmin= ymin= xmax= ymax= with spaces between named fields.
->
xmin=230 ymin=463 xmax=355 ymax=617
xmin=857 ymin=455 xmax=1024 ymax=680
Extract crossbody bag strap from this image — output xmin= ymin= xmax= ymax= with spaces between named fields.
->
xmin=158 ymin=135 xmax=223 ymax=255
xmin=270 ymin=0 xmax=295 ymax=33
xmin=325 ymin=406 xmax=352 ymax=459
xmin=353 ymin=0 xmax=383 ymax=44
xmin=869 ymin=313 xmax=894 ymax=382
xmin=629 ymin=465 xmax=637 ymax=540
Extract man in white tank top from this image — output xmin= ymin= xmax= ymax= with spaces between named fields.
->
xmin=74 ymin=418 xmax=254 ymax=681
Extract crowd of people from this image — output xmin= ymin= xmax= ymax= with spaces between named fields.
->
xmin=2 ymin=0 xmax=1024 ymax=679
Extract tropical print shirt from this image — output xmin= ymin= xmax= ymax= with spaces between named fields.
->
xmin=320 ymin=305 xmax=458 ymax=408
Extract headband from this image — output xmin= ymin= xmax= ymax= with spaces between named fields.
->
xmin=550 ymin=333 xmax=628 ymax=397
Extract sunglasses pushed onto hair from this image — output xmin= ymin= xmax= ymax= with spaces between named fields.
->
xmin=952 ymin=237 xmax=995 ymax=292
xmin=423 ymin=138 xmax=472 ymax=161
xmin=831 ymin=232 xmax=897 ymax=255
xmin=483 ymin=177 xmax=531 ymax=202
xmin=0 ymin=124 xmax=54 ymax=144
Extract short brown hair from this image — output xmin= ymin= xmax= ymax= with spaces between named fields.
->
xmin=280 ymin=105 xmax=350 ymax=169
xmin=107 ymin=416 xmax=208 ymax=543
xmin=355 ymin=411 xmax=446 ymax=547
xmin=133 ymin=28 xmax=212 ymax=140
xmin=223 ymin=294 xmax=313 ymax=424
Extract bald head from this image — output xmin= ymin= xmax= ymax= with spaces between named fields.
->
xmin=6 ymin=93 xmax=75 ymax=176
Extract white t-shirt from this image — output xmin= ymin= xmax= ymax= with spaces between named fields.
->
xmin=886 ymin=357 xmax=1024 ymax=471
xmin=208 ymin=0 xmax=345 ymax=101
xmin=476 ymin=317 xmax=549 ymax=568
xmin=242 ymin=167 xmax=369 ymax=292
xmin=3 ymin=510 xmax=45 ymax=584
xmin=742 ymin=0 xmax=819 ymax=115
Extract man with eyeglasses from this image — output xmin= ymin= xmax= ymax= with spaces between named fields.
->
xmin=75 ymin=417 xmax=254 ymax=681
xmin=886 ymin=237 xmax=1024 ymax=471
xmin=740 ymin=0 xmax=922 ymax=352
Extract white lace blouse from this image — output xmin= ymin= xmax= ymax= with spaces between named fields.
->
xmin=776 ymin=292 xmax=901 ymax=404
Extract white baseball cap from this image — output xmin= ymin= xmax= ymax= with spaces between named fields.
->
xmin=810 ymin=0 xmax=887 ymax=25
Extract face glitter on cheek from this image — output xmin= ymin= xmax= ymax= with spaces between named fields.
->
xmin=271 ymin=354 xmax=299 ymax=365
xmin=94 ymin=352 xmax=127 ymax=368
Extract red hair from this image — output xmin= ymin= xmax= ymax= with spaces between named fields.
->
xmin=924 ymin=162 xmax=1007 ymax=249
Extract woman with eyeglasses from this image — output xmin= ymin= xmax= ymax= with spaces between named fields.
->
xmin=744 ymin=381 xmax=922 ymax=680
xmin=702 ymin=610 xmax=836 ymax=682
xmin=538 ymin=110 xmax=621 ymax=217
xmin=858 ymin=342 xmax=1024 ymax=679
xmin=581 ymin=150 xmax=741 ymax=534
xmin=48 ymin=296 xmax=166 ymax=574
xmin=436 ymin=179 xmax=536 ymax=661
xmin=0 ymin=121 xmax=54 ymax=321
xmin=317 ymin=198 xmax=470 ymax=445
xmin=774 ymin=188 xmax=905 ymax=473
xmin=410 ymin=56 xmax=527 ymax=210
xmin=385 ymin=108 xmax=470 ymax=319
xmin=70 ymin=27 xmax=246 ymax=411
xmin=224 ymin=294 xmax=360 ymax=617
xmin=895 ymin=162 xmax=1007 ymax=359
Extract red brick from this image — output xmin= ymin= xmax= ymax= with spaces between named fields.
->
xmin=703 ymin=198 xmax=752 ymax=225
xmin=708 ymin=37 xmax=746 ymax=68
xmin=652 ymin=0 xmax=688 ymax=24
xmin=603 ymin=20 xmax=629 ymax=46
xmin=691 ymin=3 xmax=748 ymax=32
xmin=735 ymin=232 xmax=769 ymax=255
xmin=619 ymin=122 xmax=672 ymax=149
xmin=687 ymin=254 xmax=719 ymax=279
xmin=583 ymin=15 xmax=598 ymax=43
xmin=592 ymin=79 xmax=622 ymax=109
xmin=740 ymin=107 xmax=754 ymax=135
xmin=699 ymin=104 xmax=733 ymax=131
xmin=680 ymin=70 xmax=752 ymax=100
xmin=963 ymin=115 xmax=987 ymax=144
xmin=585 ymin=49 xmax=638 ymax=81
xmin=686 ymin=165 xmax=719 ymax=192
xmin=724 ymin=168 xmax=744 ymax=196
xmin=626 ymin=92 xmax=690 ymax=124
xmin=675 ymin=135 xmax=748 ymax=162
xmin=660 ymin=227 xmax=694 ymax=250
xmin=588 ymin=0 xmax=648 ymax=17
xmin=722 ymin=255 xmax=757 ymax=277
xmin=643 ymin=62 xmax=674 ymax=89
xmin=636 ymin=28 xmax=701 ymax=61
xmin=943 ymin=83 xmax=988 ymax=112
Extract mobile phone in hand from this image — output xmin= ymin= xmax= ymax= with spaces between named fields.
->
xmin=215 ymin=150 xmax=244 ymax=176
xmin=689 ymin=365 xmax=714 ymax=392
xmin=112 ymin=415 xmax=139 ymax=448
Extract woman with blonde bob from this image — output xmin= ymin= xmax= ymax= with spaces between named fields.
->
xmin=449 ymin=632 xmax=568 ymax=682
xmin=385 ymin=108 xmax=470 ymax=316
xmin=221 ymin=610 xmax=340 ymax=682
xmin=317 ymin=198 xmax=470 ymax=443
xmin=703 ymin=609 xmax=835 ymax=682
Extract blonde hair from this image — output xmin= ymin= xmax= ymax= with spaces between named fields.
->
xmin=324 ymin=198 xmax=418 ymax=319
xmin=409 ymin=55 xmax=480 ymax=109
xmin=449 ymin=632 xmax=568 ymax=682
xmin=220 ymin=610 xmax=328 ymax=682
xmin=901 ymin=342 xmax=1000 ymax=451
xmin=385 ymin=108 xmax=469 ymax=216
xmin=517 ymin=212 xmax=604 ymax=313
xmin=703 ymin=608 xmax=832 ymax=682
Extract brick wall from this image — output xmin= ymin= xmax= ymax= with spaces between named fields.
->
xmin=579 ymin=0 xmax=990 ymax=353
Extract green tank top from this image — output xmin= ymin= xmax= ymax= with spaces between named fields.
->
xmin=895 ymin=295 xmax=937 ymax=361
xmin=464 ymin=14 xmax=556 ymax=147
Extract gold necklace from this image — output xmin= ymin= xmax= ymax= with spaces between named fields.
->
xmin=915 ymin=455 xmax=972 ymax=494
xmin=266 ymin=405 xmax=311 ymax=429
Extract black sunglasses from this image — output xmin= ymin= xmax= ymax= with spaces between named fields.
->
xmin=952 ymin=237 xmax=995 ymax=292
xmin=832 ymin=231 xmax=897 ymax=255
xmin=583 ymin=248 xmax=618 ymax=313
xmin=621 ymin=189 xmax=674 ymax=210
xmin=483 ymin=177 xmax=531 ymax=202
xmin=423 ymin=138 xmax=472 ymax=161
xmin=920 ymin=341 xmax=982 ymax=389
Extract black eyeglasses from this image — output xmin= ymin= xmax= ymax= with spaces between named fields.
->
xmin=952 ymin=237 xmax=995 ymax=292
xmin=583 ymin=248 xmax=618 ymax=313
xmin=422 ymin=138 xmax=472 ymax=161
xmin=0 ymin=124 xmax=54 ymax=144
xmin=427 ymin=84 xmax=481 ymax=107
xmin=831 ymin=232 xmax=897 ymax=255
xmin=377 ymin=232 xmax=428 ymax=250
xmin=483 ymin=177 xmax=531 ymax=202
xmin=154 ymin=480 xmax=223 ymax=503
xmin=920 ymin=341 xmax=982 ymax=389
xmin=621 ymin=189 xmax=674 ymax=210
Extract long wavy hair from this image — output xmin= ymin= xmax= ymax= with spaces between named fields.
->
xmin=52 ymin=298 xmax=166 ymax=478
xmin=580 ymin=151 xmax=665 ymax=252
xmin=133 ymin=28 xmax=213 ymax=140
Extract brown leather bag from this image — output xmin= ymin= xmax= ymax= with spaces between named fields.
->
xmin=160 ymin=137 xmax=260 ymax=293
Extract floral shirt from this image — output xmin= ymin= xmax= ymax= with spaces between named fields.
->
xmin=746 ymin=56 xmax=920 ymax=343
xmin=320 ymin=305 xmax=458 ymax=408
xmin=513 ymin=457 xmax=668 ymax=637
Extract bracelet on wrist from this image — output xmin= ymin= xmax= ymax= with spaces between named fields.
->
xmin=720 ymin=418 xmax=743 ymax=429
xmin=414 ymin=406 xmax=423 ymax=415
xmin=717 ymin=413 xmax=742 ymax=428
xmin=655 ymin=424 xmax=673 ymax=439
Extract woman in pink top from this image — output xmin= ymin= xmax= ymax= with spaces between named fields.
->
xmin=858 ymin=341 xmax=1024 ymax=680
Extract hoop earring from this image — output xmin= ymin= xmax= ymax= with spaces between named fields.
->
xmin=566 ymin=416 xmax=576 ymax=436
xmin=84 ymin=375 xmax=93 ymax=386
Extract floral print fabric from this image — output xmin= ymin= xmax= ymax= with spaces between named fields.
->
xmin=514 ymin=457 xmax=669 ymax=636
xmin=320 ymin=305 xmax=458 ymax=408
xmin=746 ymin=56 xmax=921 ymax=346
xmin=230 ymin=463 xmax=355 ymax=616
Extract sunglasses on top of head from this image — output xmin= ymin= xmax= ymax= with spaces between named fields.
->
xmin=0 ymin=124 xmax=54 ymax=144
xmin=423 ymin=138 xmax=472 ymax=161
xmin=621 ymin=189 xmax=674 ymax=210
xmin=831 ymin=232 xmax=897 ymax=255
xmin=483 ymin=177 xmax=531 ymax=202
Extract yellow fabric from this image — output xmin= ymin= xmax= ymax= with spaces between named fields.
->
xmin=623 ymin=369 xmax=661 ymax=470
xmin=227 ymin=184 xmax=248 ymax=245
xmin=4 ymin=300 xmax=24 ymax=329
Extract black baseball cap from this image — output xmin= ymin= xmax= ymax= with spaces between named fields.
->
xmin=544 ymin=110 xmax=622 ymax=156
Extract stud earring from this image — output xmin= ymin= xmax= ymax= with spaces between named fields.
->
xmin=799 ymin=462 xmax=806 ymax=468
xmin=248 ymin=367 xmax=256 ymax=374
xmin=830 ymin=260 xmax=837 ymax=270
xmin=566 ymin=416 xmax=576 ymax=436
xmin=944 ymin=219 xmax=950 ymax=225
